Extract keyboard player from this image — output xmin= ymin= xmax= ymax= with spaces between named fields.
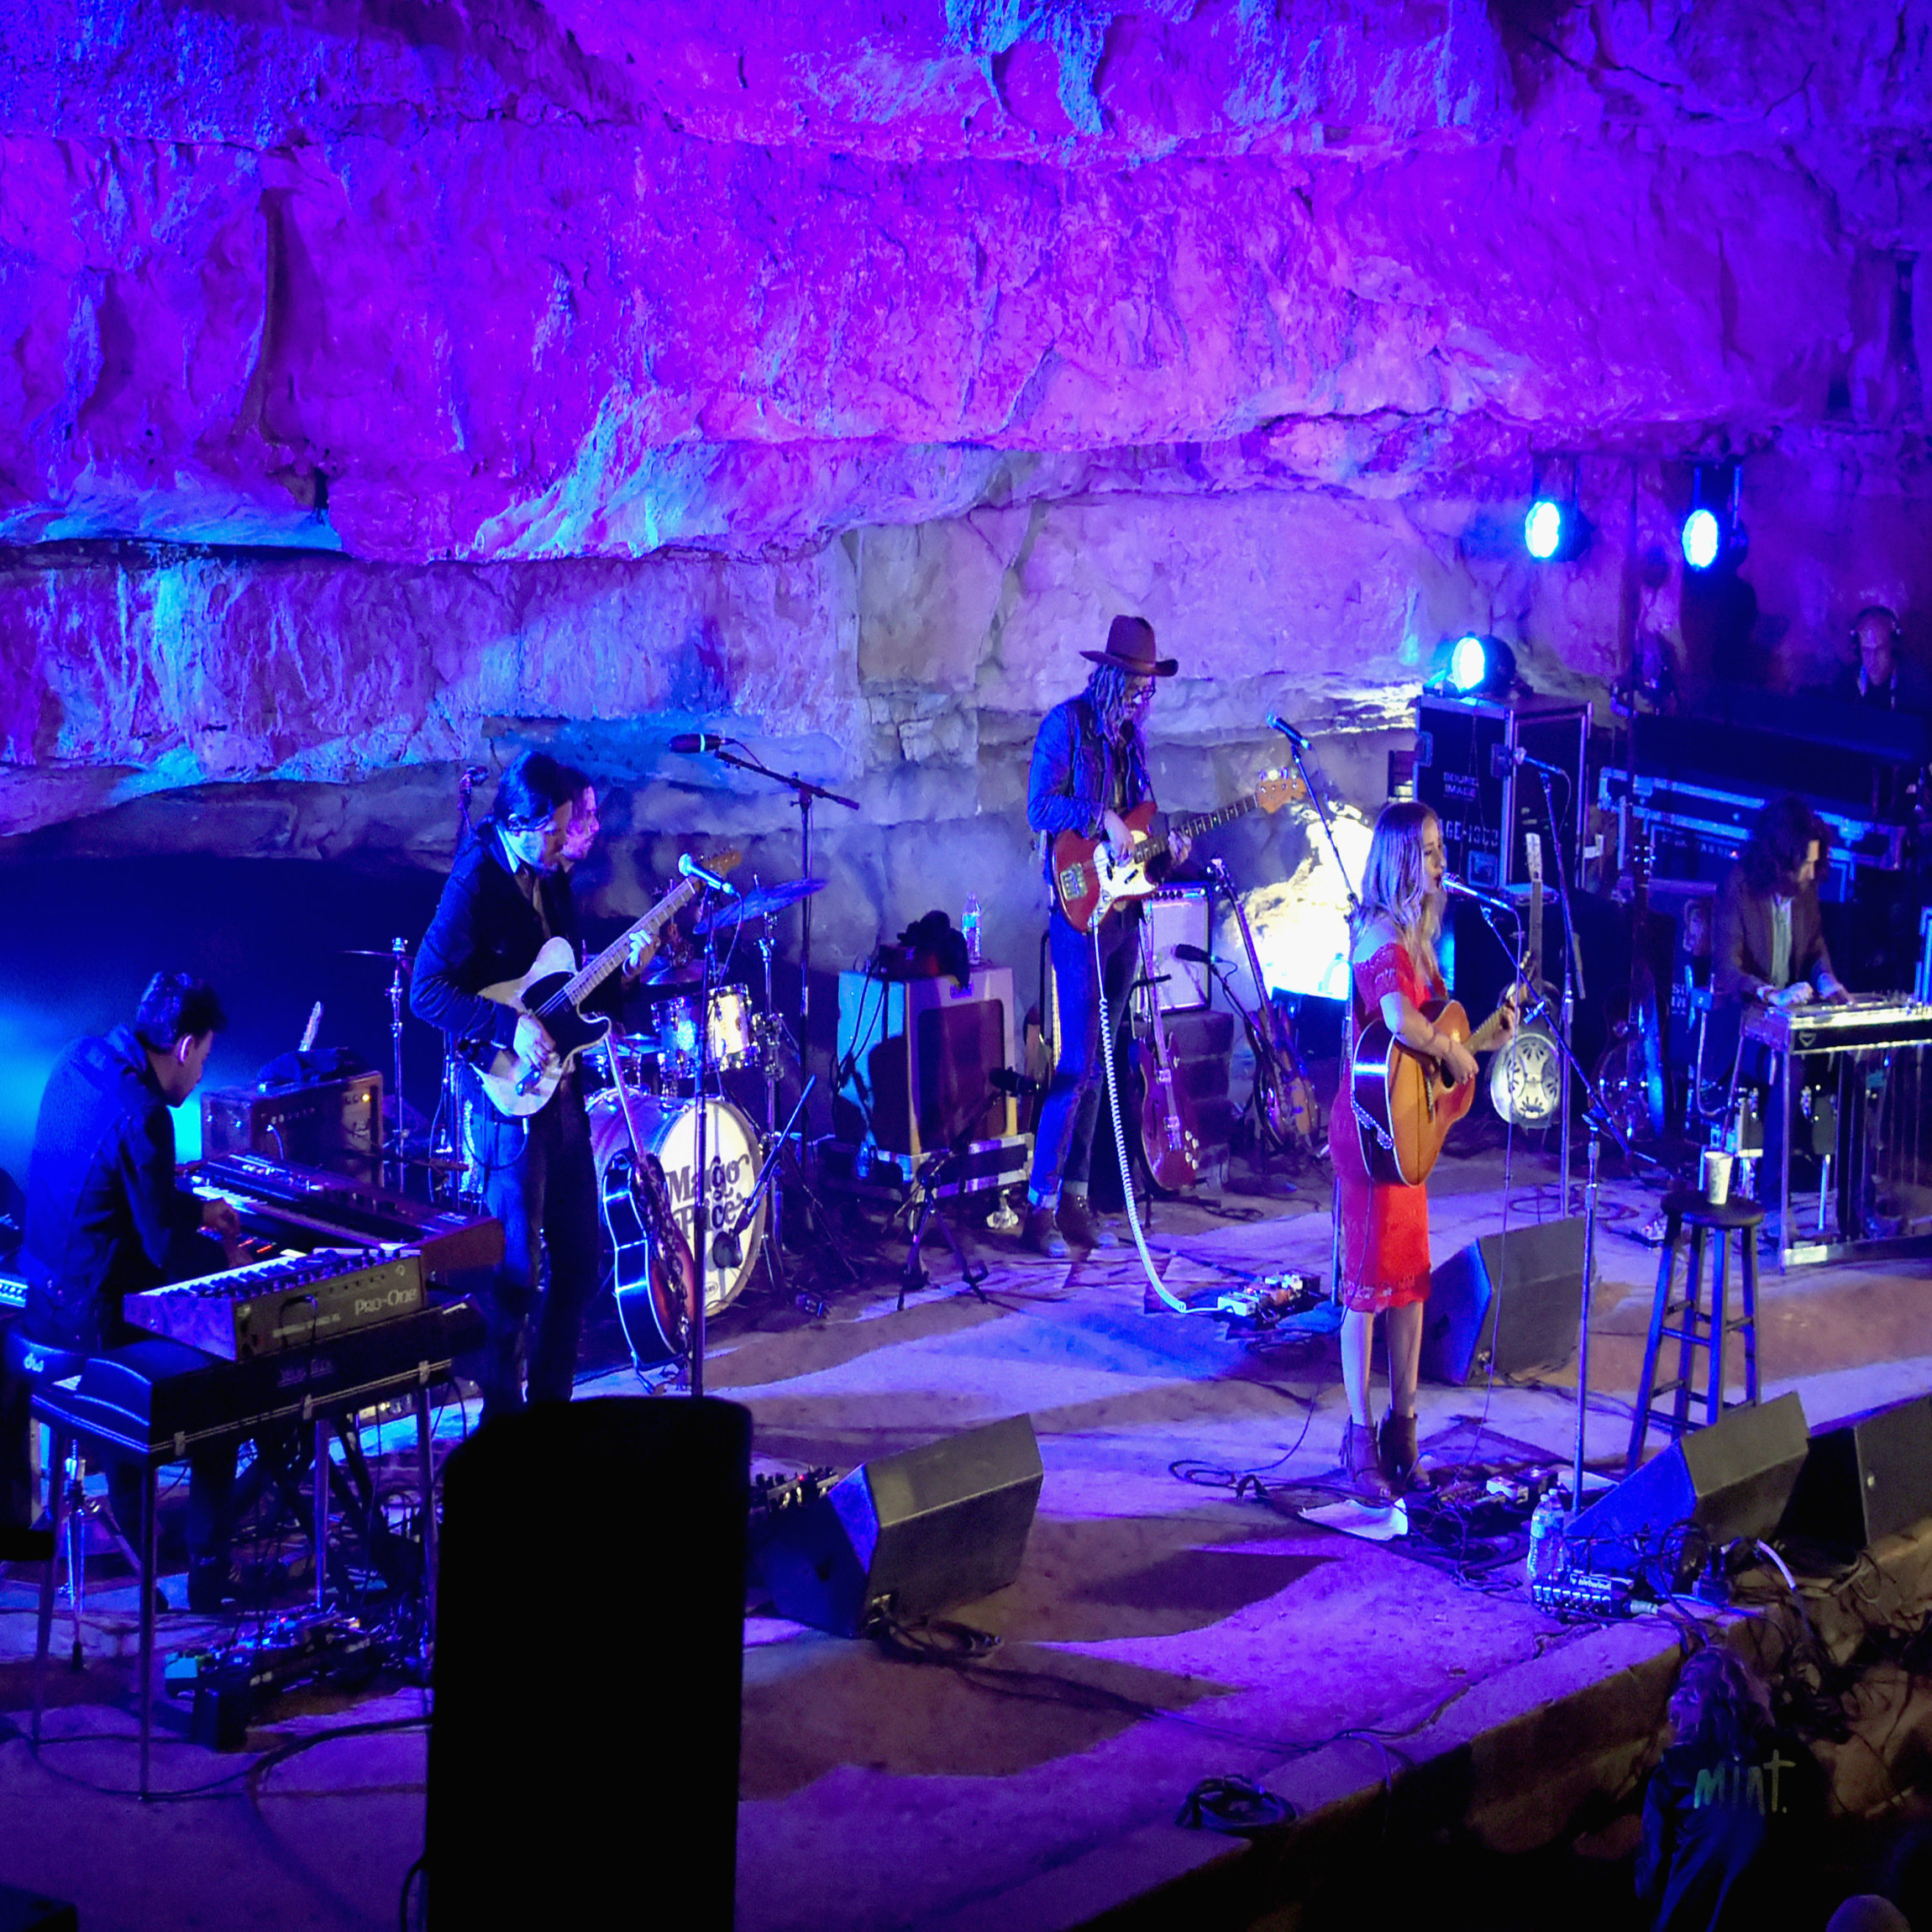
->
xmin=4 ymin=974 xmax=244 ymax=1611
xmin=1714 ymin=796 xmax=1851 ymax=1232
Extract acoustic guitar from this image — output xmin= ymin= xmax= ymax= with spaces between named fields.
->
xmin=475 ymin=850 xmax=742 ymax=1116
xmin=1050 ymin=770 xmax=1304 ymax=934
xmin=1351 ymin=994 xmax=1519 ymax=1187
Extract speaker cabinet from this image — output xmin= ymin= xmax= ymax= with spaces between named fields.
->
xmin=1420 ymin=1216 xmax=1588 ymax=1386
xmin=834 ymin=967 xmax=1018 ymax=1155
xmin=1567 ymin=1391 xmax=1810 ymax=1583
xmin=760 ymin=1414 xmax=1043 ymax=1637
xmin=428 ymin=1398 xmax=750 ymax=1929
xmin=1779 ymin=1394 xmax=1932 ymax=1551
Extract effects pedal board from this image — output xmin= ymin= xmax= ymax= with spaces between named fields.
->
xmin=165 ymin=1611 xmax=386 ymax=1750
xmin=1530 ymin=1567 xmax=1652 ymax=1622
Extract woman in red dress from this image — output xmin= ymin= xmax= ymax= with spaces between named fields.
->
xmin=1331 ymin=802 xmax=1512 ymax=1503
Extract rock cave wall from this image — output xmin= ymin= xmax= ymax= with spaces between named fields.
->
xmin=2 ymin=0 xmax=1929 ymax=1002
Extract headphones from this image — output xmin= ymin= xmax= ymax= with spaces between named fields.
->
xmin=1851 ymin=605 xmax=1903 ymax=649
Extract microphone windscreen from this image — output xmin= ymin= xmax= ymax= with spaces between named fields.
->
xmin=1172 ymin=943 xmax=1213 ymax=964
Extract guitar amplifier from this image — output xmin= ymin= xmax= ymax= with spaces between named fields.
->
xmin=834 ymin=968 xmax=1018 ymax=1156
xmin=201 ymin=1074 xmax=384 ymax=1179
xmin=1145 ymin=888 xmax=1211 ymax=1012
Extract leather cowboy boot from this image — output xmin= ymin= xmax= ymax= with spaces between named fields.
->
xmin=1343 ymin=1418 xmax=1394 ymax=1505
xmin=1378 ymin=1410 xmax=1420 ymax=1491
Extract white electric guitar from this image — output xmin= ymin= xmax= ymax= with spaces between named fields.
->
xmin=475 ymin=850 xmax=742 ymax=1116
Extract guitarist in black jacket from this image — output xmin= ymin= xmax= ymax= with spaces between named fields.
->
xmin=412 ymin=752 xmax=643 ymax=1421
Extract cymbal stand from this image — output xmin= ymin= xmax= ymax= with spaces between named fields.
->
xmin=752 ymin=906 xmax=857 ymax=1294
xmin=715 ymin=1078 xmax=816 ymax=1282
xmin=433 ymin=764 xmax=489 ymax=1203
xmin=689 ymin=883 xmax=718 ymax=1399
xmin=896 ymin=1142 xmax=990 ymax=1313
xmin=383 ymin=936 xmax=410 ymax=1188
xmin=696 ymin=742 xmax=859 ymax=1126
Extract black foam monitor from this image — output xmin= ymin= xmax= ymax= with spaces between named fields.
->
xmin=760 ymin=1413 xmax=1042 ymax=1637
xmin=1779 ymin=1393 xmax=1932 ymax=1551
xmin=1420 ymin=1216 xmax=1586 ymax=1386
xmin=1567 ymin=1392 xmax=1809 ymax=1584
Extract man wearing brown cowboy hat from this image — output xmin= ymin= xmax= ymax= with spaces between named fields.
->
xmin=1021 ymin=615 xmax=1189 ymax=1257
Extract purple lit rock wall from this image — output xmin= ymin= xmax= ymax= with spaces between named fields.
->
xmin=2 ymin=2 xmax=1929 ymax=976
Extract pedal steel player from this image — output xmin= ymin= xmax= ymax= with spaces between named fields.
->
xmin=1021 ymin=616 xmax=1190 ymax=1259
xmin=412 ymin=752 xmax=648 ymax=1422
xmin=5 ymin=974 xmax=244 ymax=1609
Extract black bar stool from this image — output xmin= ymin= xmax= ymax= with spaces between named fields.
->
xmin=1625 ymin=1188 xmax=1763 ymax=1475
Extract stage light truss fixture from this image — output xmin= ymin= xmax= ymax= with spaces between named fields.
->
xmin=1435 ymin=633 xmax=1518 ymax=697
xmin=1524 ymin=457 xmax=1591 ymax=563
xmin=1682 ymin=461 xmax=1747 ymax=573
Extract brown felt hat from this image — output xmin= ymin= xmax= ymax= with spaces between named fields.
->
xmin=1080 ymin=614 xmax=1177 ymax=677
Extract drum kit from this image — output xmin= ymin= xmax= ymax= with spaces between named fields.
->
xmin=575 ymin=872 xmax=835 ymax=1370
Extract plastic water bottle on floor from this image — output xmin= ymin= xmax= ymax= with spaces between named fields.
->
xmin=1526 ymin=1488 xmax=1568 ymax=1585
xmin=962 ymin=893 xmax=982 ymax=967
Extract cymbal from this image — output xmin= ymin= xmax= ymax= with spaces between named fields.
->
xmin=694 ymin=878 xmax=827 ymax=933
xmin=339 ymin=947 xmax=412 ymax=961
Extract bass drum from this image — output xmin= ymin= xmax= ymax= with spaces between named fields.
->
xmin=589 ymin=1090 xmax=768 ymax=1365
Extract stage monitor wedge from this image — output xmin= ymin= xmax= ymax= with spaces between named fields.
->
xmin=1567 ymin=1391 xmax=1810 ymax=1584
xmin=760 ymin=1414 xmax=1042 ymax=1637
xmin=1779 ymin=1393 xmax=1932 ymax=1551
xmin=1420 ymin=1216 xmax=1588 ymax=1387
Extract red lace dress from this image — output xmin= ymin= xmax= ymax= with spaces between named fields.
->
xmin=1330 ymin=940 xmax=1443 ymax=1314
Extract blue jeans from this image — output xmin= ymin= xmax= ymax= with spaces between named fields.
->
xmin=1028 ymin=909 xmax=1140 ymax=1207
xmin=459 ymin=1072 xmax=601 ymax=1423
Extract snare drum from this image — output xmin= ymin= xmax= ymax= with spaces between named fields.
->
xmin=589 ymin=1089 xmax=767 ymax=1365
xmin=651 ymin=984 xmax=757 ymax=1080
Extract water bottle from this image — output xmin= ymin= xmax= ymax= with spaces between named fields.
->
xmin=962 ymin=893 xmax=982 ymax=967
xmin=1525 ymin=1489 xmax=1568 ymax=1585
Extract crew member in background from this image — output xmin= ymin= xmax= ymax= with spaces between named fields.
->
xmin=412 ymin=751 xmax=648 ymax=1422
xmin=1021 ymin=617 xmax=1191 ymax=1260
xmin=1831 ymin=605 xmax=1928 ymax=716
xmin=8 ymin=974 xmax=242 ymax=1609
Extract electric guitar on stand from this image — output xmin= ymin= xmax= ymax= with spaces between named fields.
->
xmin=476 ymin=850 xmax=743 ymax=1116
xmin=1051 ymin=772 xmax=1304 ymax=933
xmin=1129 ymin=926 xmax=1203 ymax=1190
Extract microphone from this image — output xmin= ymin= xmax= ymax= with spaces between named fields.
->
xmin=1172 ymin=942 xmax=1215 ymax=967
xmin=1267 ymin=714 xmax=1310 ymax=750
xmin=1442 ymin=873 xmax=1515 ymax=911
xmin=1488 ymin=743 xmax=1566 ymax=779
xmin=989 ymin=1067 xmax=1043 ymax=1097
xmin=669 ymin=732 xmax=732 ymax=754
xmin=679 ymin=852 xmax=740 ymax=896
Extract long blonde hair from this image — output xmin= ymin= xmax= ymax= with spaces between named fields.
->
xmin=1355 ymin=801 xmax=1443 ymax=980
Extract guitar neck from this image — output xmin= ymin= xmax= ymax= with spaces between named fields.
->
xmin=1126 ymin=795 xmax=1259 ymax=870
xmin=564 ymin=878 xmax=696 ymax=1005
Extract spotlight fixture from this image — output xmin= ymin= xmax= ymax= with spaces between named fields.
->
xmin=1681 ymin=463 xmax=1747 ymax=573
xmin=1523 ymin=458 xmax=1592 ymax=562
xmin=1433 ymin=633 xmax=1518 ymax=698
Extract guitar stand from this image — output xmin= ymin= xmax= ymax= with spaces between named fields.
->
xmin=897 ymin=1148 xmax=990 ymax=1312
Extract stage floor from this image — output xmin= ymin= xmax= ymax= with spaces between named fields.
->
xmin=4 ymin=1140 xmax=1931 ymax=1931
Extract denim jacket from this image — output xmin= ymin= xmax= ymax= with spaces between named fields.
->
xmin=1026 ymin=697 xmax=1152 ymax=853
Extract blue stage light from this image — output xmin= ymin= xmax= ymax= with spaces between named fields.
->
xmin=1524 ymin=499 xmax=1565 ymax=560
xmin=1682 ymin=506 xmax=1721 ymax=571
xmin=1449 ymin=634 xmax=1490 ymax=692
